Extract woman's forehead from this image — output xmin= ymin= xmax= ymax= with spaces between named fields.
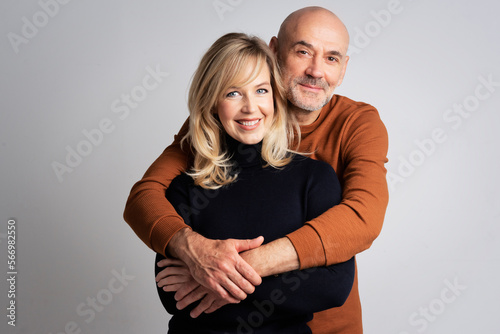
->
xmin=227 ymin=57 xmax=270 ymax=88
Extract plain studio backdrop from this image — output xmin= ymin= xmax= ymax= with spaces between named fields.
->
xmin=1 ymin=0 xmax=499 ymax=333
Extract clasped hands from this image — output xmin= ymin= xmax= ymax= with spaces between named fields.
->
xmin=156 ymin=229 xmax=265 ymax=318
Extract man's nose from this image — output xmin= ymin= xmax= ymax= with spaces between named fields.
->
xmin=305 ymin=56 xmax=324 ymax=78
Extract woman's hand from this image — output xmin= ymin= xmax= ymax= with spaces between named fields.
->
xmin=156 ymin=257 xmax=231 ymax=317
xmin=156 ymin=257 xmax=193 ymax=293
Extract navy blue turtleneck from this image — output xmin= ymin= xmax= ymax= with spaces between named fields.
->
xmin=155 ymin=135 xmax=355 ymax=333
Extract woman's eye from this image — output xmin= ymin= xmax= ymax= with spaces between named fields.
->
xmin=226 ymin=91 xmax=239 ymax=97
xmin=256 ymin=88 xmax=268 ymax=94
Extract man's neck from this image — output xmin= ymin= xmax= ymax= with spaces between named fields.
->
xmin=291 ymin=106 xmax=322 ymax=126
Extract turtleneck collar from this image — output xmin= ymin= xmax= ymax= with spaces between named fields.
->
xmin=224 ymin=133 xmax=264 ymax=168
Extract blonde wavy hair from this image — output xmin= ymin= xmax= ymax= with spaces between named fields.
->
xmin=182 ymin=32 xmax=298 ymax=189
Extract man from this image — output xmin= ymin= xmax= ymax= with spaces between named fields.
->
xmin=124 ymin=6 xmax=388 ymax=333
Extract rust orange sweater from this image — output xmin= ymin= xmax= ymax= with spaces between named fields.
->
xmin=124 ymin=94 xmax=389 ymax=333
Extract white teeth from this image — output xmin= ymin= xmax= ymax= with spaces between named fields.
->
xmin=238 ymin=119 xmax=260 ymax=126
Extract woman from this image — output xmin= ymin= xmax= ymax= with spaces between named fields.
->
xmin=154 ymin=32 xmax=354 ymax=333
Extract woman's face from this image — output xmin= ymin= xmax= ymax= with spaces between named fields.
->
xmin=217 ymin=64 xmax=274 ymax=145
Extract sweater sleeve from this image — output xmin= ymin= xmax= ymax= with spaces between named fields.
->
xmin=287 ymin=110 xmax=389 ymax=268
xmin=123 ymin=118 xmax=190 ymax=257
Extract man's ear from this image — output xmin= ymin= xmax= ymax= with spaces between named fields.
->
xmin=269 ymin=36 xmax=279 ymax=55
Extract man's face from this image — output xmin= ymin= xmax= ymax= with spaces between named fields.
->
xmin=277 ymin=19 xmax=349 ymax=113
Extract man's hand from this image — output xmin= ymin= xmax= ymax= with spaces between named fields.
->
xmin=167 ymin=228 xmax=264 ymax=303
xmin=156 ymin=258 xmax=231 ymax=318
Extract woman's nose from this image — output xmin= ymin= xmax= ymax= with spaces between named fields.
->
xmin=241 ymin=96 xmax=257 ymax=113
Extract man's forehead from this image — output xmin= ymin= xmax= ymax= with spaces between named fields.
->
xmin=280 ymin=9 xmax=349 ymax=53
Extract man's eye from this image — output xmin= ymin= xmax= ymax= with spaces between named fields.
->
xmin=327 ymin=57 xmax=338 ymax=62
xmin=298 ymin=50 xmax=308 ymax=55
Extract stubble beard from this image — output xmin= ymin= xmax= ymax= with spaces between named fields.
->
xmin=285 ymin=76 xmax=333 ymax=114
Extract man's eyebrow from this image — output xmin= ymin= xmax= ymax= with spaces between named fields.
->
xmin=292 ymin=40 xmax=344 ymax=59
xmin=293 ymin=40 xmax=314 ymax=49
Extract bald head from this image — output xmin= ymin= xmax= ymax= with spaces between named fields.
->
xmin=276 ymin=6 xmax=349 ymax=56
xmin=269 ymin=6 xmax=350 ymax=121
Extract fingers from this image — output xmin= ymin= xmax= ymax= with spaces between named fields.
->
xmin=215 ymin=238 xmax=264 ymax=297
xmin=155 ymin=266 xmax=190 ymax=283
xmin=192 ymin=276 xmax=240 ymax=305
xmin=161 ymin=283 xmax=184 ymax=292
xmin=204 ymin=263 xmax=253 ymax=301
xmin=187 ymin=292 xmax=232 ymax=318
xmin=204 ymin=298 xmax=229 ymax=314
xmin=189 ymin=293 xmax=216 ymax=318
xmin=218 ymin=274 xmax=249 ymax=301
xmin=204 ymin=281 xmax=246 ymax=303
xmin=189 ymin=295 xmax=214 ymax=318
xmin=236 ymin=260 xmax=262 ymax=288
xmin=175 ymin=236 xmax=263 ymax=304
xmin=176 ymin=285 xmax=208 ymax=310
xmin=231 ymin=237 xmax=264 ymax=288
xmin=174 ymin=280 xmax=201 ymax=302
xmin=157 ymin=258 xmax=185 ymax=268
xmin=222 ymin=268 xmax=260 ymax=300
xmin=233 ymin=236 xmax=264 ymax=253
xmin=157 ymin=273 xmax=190 ymax=289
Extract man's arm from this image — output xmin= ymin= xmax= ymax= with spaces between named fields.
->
xmin=241 ymin=109 xmax=388 ymax=273
xmin=123 ymin=118 xmax=190 ymax=255
xmin=287 ymin=110 xmax=389 ymax=268
xmin=124 ymin=118 xmax=262 ymax=301
xmin=160 ymin=158 xmax=356 ymax=315
xmin=188 ymin=108 xmax=387 ymax=278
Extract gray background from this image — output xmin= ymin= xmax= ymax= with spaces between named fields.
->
xmin=1 ymin=0 xmax=499 ymax=333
